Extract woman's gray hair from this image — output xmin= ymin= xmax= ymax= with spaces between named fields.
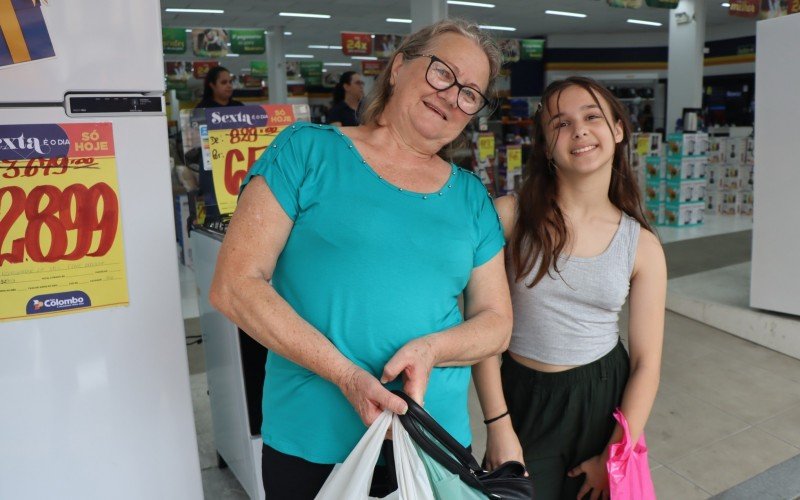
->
xmin=359 ymin=18 xmax=502 ymax=128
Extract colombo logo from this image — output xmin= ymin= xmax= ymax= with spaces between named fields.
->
xmin=26 ymin=291 xmax=91 ymax=315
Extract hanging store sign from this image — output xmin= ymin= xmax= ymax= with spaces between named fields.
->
xmin=162 ymin=28 xmax=187 ymax=54
xmin=250 ymin=60 xmax=268 ymax=78
xmin=790 ymin=0 xmax=800 ymax=13
xmin=607 ymin=0 xmax=643 ymax=7
xmin=0 ymin=0 xmax=55 ymax=68
xmin=645 ymin=0 xmax=679 ymax=8
xmin=728 ymin=0 xmax=760 ymax=17
xmin=165 ymin=61 xmax=192 ymax=81
xmin=361 ymin=59 xmax=387 ymax=76
xmin=0 ymin=122 xmax=129 ymax=322
xmin=341 ymin=32 xmax=373 ymax=56
xmin=759 ymin=0 xmax=788 ymax=18
xmin=373 ymin=34 xmax=403 ymax=59
xmin=230 ymin=29 xmax=265 ymax=55
xmin=299 ymin=61 xmax=323 ymax=86
xmin=191 ymin=28 xmax=230 ymax=57
xmin=193 ymin=60 xmax=219 ymax=79
xmin=520 ymin=39 xmax=544 ymax=60
xmin=205 ymin=105 xmax=310 ymax=215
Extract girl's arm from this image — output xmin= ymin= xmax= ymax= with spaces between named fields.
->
xmin=570 ymin=228 xmax=667 ymax=498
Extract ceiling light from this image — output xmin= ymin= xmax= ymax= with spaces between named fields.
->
xmin=627 ymin=19 xmax=663 ymax=27
xmin=324 ymin=62 xmax=353 ymax=67
xmin=184 ymin=29 xmax=192 ymax=32
xmin=352 ymin=56 xmax=378 ymax=60
xmin=447 ymin=1 xmax=495 ymax=7
xmin=284 ymin=32 xmax=292 ymax=36
xmin=478 ymin=25 xmax=517 ymax=31
xmin=286 ymin=54 xmax=314 ymax=58
xmin=164 ymin=8 xmax=223 ymax=14
xmin=322 ymin=69 xmax=328 ymax=73
xmin=721 ymin=2 xmax=730 ymax=6
xmin=545 ymin=10 xmax=587 ymax=18
xmin=279 ymin=12 xmax=331 ymax=19
xmin=226 ymin=54 xmax=239 ymax=57
xmin=386 ymin=18 xmax=413 ymax=23
xmin=309 ymin=45 xmax=342 ymax=50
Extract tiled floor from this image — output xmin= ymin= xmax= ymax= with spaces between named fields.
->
xmin=180 ymin=214 xmax=800 ymax=499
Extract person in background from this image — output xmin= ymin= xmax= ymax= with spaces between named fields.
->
xmin=473 ymin=76 xmax=666 ymax=500
xmin=197 ymin=66 xmax=244 ymax=109
xmin=326 ymin=71 xmax=365 ymax=126
xmin=210 ymin=18 xmax=511 ymax=500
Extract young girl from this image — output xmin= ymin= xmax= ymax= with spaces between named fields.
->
xmin=473 ymin=77 xmax=666 ymax=500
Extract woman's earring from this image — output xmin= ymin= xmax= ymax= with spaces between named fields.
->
xmin=548 ymin=158 xmax=558 ymax=172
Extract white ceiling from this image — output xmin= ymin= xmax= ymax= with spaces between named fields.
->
xmin=161 ymin=0 xmax=756 ymax=73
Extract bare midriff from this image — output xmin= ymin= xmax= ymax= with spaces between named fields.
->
xmin=508 ymin=351 xmax=579 ymax=373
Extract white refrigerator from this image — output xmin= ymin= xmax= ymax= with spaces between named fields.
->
xmin=0 ymin=1 xmax=203 ymax=499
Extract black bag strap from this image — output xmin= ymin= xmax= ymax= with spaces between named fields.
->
xmin=392 ymin=391 xmax=492 ymax=496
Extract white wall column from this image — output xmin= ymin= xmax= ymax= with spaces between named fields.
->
xmin=267 ymin=27 xmax=287 ymax=103
xmin=411 ymin=0 xmax=447 ymax=33
xmin=666 ymin=0 xmax=706 ymax=132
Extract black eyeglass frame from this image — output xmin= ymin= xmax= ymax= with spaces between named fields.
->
xmin=410 ymin=53 xmax=491 ymax=116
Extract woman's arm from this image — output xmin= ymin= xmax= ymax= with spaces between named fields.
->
xmin=381 ymin=251 xmax=513 ymax=402
xmin=569 ymin=228 xmax=667 ymax=498
xmin=381 ymin=194 xmax=518 ymax=404
xmin=210 ymin=177 xmax=407 ymax=424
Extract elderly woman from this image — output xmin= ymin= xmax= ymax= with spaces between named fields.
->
xmin=210 ymin=18 xmax=510 ymax=499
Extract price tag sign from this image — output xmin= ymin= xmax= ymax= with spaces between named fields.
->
xmin=478 ymin=133 xmax=495 ymax=161
xmin=0 ymin=123 xmax=128 ymax=322
xmin=507 ymin=145 xmax=522 ymax=171
xmin=205 ymin=105 xmax=305 ymax=215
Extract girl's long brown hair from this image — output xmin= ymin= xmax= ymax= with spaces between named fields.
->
xmin=511 ymin=76 xmax=653 ymax=287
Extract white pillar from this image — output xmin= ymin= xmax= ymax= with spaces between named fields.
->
xmin=666 ymin=0 xmax=706 ymax=133
xmin=267 ymin=27 xmax=287 ymax=104
xmin=411 ymin=0 xmax=448 ymax=33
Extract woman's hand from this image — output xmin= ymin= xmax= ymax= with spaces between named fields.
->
xmin=381 ymin=337 xmax=437 ymax=405
xmin=568 ymin=454 xmax=610 ymax=500
xmin=484 ymin=418 xmax=526 ymax=472
xmin=337 ymin=365 xmax=408 ymax=426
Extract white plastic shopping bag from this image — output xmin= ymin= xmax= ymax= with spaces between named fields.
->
xmin=315 ymin=410 xmax=434 ymax=500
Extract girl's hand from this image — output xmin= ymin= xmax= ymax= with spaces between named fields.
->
xmin=568 ymin=454 xmax=609 ymax=500
xmin=483 ymin=419 xmax=527 ymax=473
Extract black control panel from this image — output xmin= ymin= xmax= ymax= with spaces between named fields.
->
xmin=66 ymin=94 xmax=163 ymax=116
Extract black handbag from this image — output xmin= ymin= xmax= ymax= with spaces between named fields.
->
xmin=393 ymin=391 xmax=534 ymax=499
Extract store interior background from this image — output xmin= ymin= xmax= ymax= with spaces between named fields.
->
xmin=161 ymin=1 xmax=800 ymax=498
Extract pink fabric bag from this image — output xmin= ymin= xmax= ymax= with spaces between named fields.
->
xmin=606 ymin=408 xmax=657 ymax=499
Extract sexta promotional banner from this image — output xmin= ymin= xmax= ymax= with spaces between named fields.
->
xmin=0 ymin=123 xmax=129 ymax=322
xmin=205 ymin=105 xmax=310 ymax=215
xmin=0 ymin=0 xmax=56 ymax=68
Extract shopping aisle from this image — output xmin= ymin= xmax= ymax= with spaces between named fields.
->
xmin=182 ymin=229 xmax=800 ymax=499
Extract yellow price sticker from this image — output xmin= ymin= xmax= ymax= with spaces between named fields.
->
xmin=478 ymin=133 xmax=495 ymax=161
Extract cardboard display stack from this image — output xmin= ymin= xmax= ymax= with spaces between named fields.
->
xmin=631 ymin=132 xmax=666 ymax=226
xmin=706 ymin=136 xmax=755 ymax=216
xmin=651 ymin=132 xmax=708 ymax=227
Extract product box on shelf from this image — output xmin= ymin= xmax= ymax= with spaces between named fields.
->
xmin=705 ymin=188 xmax=720 ymax=214
xmin=719 ymin=190 xmax=739 ymax=215
xmin=667 ymin=132 xmax=709 ymax=157
xmin=644 ymin=201 xmax=665 ymax=226
xmin=744 ymin=164 xmax=755 ymax=188
xmin=708 ymin=137 xmax=727 ymax=165
xmin=738 ymin=189 xmax=754 ymax=215
xmin=720 ymin=166 xmax=742 ymax=190
xmin=644 ymin=156 xmax=665 ymax=181
xmin=725 ymin=137 xmax=748 ymax=165
xmin=666 ymin=157 xmax=706 ymax=181
xmin=745 ymin=137 xmax=755 ymax=165
xmin=664 ymin=201 xmax=705 ymax=226
xmin=644 ymin=179 xmax=665 ymax=203
xmin=706 ymin=164 xmax=721 ymax=190
xmin=665 ymin=179 xmax=705 ymax=203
